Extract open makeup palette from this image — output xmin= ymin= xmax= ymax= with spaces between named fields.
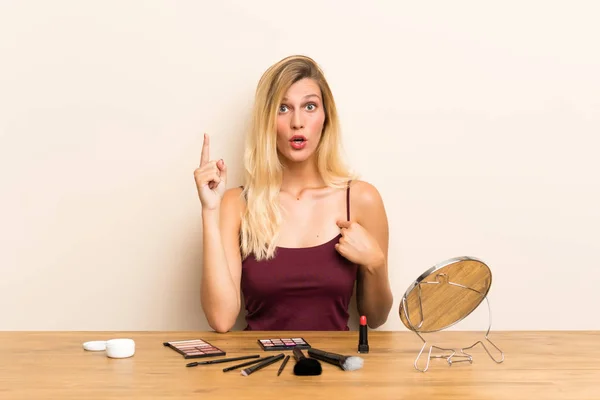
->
xmin=257 ymin=337 xmax=311 ymax=351
xmin=163 ymin=339 xmax=226 ymax=359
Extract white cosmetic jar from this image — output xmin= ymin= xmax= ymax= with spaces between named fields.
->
xmin=105 ymin=338 xmax=135 ymax=358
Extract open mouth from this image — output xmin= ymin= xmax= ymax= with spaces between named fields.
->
xmin=289 ymin=135 xmax=308 ymax=150
xmin=290 ymin=135 xmax=307 ymax=143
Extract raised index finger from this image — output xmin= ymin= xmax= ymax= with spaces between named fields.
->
xmin=200 ymin=133 xmax=210 ymax=167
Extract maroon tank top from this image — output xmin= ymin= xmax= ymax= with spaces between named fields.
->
xmin=240 ymin=183 xmax=358 ymax=331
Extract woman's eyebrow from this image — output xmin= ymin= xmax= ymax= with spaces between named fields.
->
xmin=282 ymin=94 xmax=321 ymax=102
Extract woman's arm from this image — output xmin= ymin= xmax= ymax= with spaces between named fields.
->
xmin=200 ymin=187 xmax=244 ymax=333
xmin=351 ymin=181 xmax=394 ymax=328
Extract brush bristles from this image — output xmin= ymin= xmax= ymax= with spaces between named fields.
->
xmin=341 ymin=356 xmax=364 ymax=371
xmin=293 ymin=358 xmax=322 ymax=376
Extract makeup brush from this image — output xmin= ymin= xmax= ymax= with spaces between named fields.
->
xmin=292 ymin=348 xmax=322 ymax=376
xmin=186 ymin=355 xmax=259 ymax=367
xmin=277 ymin=355 xmax=290 ymax=376
xmin=307 ymin=348 xmax=364 ymax=371
xmin=222 ymin=355 xmax=275 ymax=372
xmin=241 ymin=353 xmax=285 ymax=376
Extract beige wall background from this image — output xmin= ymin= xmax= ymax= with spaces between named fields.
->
xmin=1 ymin=1 xmax=598 ymax=332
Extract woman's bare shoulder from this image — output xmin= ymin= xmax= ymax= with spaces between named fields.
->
xmin=221 ymin=187 xmax=246 ymax=212
xmin=349 ymin=180 xmax=385 ymax=208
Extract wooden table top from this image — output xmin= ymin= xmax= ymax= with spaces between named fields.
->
xmin=1 ymin=330 xmax=599 ymax=399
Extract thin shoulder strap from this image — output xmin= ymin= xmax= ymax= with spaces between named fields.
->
xmin=346 ymin=180 xmax=352 ymax=221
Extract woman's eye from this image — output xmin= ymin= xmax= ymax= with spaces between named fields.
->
xmin=279 ymin=105 xmax=289 ymax=113
xmin=306 ymin=103 xmax=316 ymax=111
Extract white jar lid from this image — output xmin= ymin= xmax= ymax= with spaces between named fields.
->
xmin=83 ymin=341 xmax=107 ymax=351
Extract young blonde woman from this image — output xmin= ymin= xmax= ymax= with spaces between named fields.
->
xmin=194 ymin=55 xmax=393 ymax=332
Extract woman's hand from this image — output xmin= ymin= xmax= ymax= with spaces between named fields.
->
xmin=194 ymin=134 xmax=227 ymax=211
xmin=335 ymin=220 xmax=385 ymax=271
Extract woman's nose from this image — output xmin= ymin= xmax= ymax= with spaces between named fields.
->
xmin=291 ymin=111 xmax=304 ymax=130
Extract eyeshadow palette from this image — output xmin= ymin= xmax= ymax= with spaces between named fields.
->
xmin=162 ymin=339 xmax=226 ymax=359
xmin=257 ymin=337 xmax=311 ymax=351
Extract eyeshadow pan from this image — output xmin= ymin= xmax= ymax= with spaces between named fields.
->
xmin=163 ymin=339 xmax=226 ymax=359
xmin=257 ymin=337 xmax=311 ymax=351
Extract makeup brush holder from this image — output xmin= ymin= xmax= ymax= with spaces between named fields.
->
xmin=399 ymin=256 xmax=505 ymax=372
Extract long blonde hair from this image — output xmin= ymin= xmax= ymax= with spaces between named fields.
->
xmin=240 ymin=55 xmax=354 ymax=261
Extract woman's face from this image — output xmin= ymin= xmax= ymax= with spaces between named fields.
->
xmin=276 ymin=78 xmax=325 ymax=165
